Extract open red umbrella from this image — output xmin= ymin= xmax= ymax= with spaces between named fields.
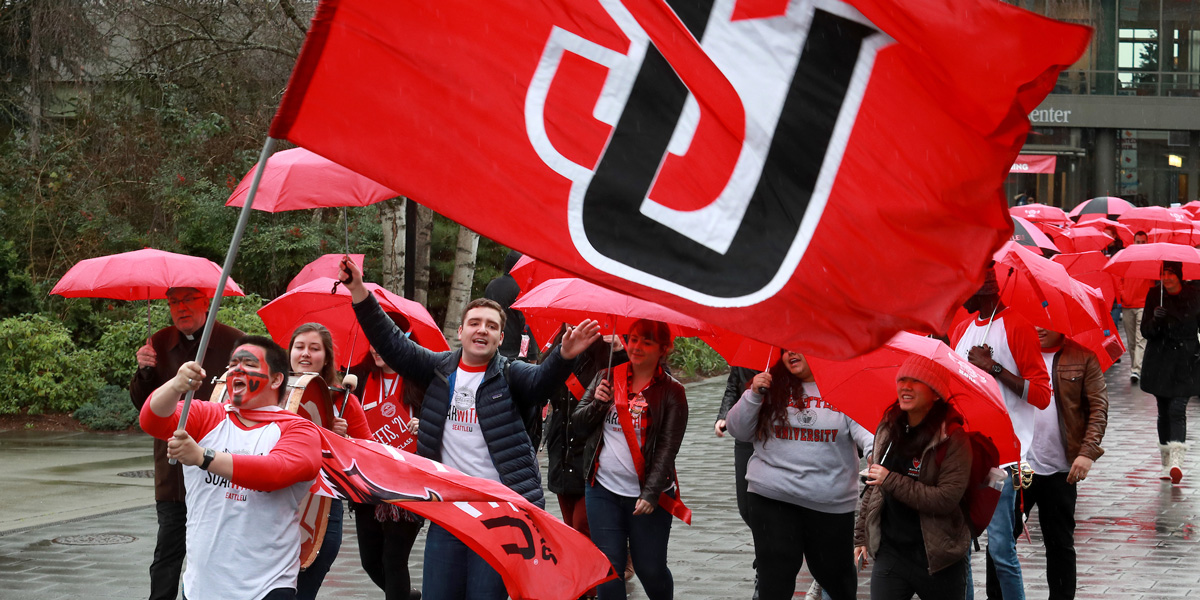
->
xmin=1102 ymin=243 xmax=1200 ymax=280
xmin=806 ymin=332 xmax=1019 ymax=464
xmin=51 ymin=248 xmax=246 ymax=338
xmin=287 ymin=254 xmax=365 ymax=292
xmin=259 ymin=277 xmax=448 ymax=370
xmin=1011 ymin=216 xmax=1060 ymax=257
xmin=993 ymin=242 xmax=1103 ymax=336
xmin=1009 ymin=203 xmax=1069 ymax=226
xmin=1118 ymin=206 xmax=1193 ymax=236
xmin=700 ymin=327 xmax=777 ymax=372
xmin=1182 ymin=201 xmax=1200 ymax=218
xmin=226 ymin=148 xmax=398 ymax=212
xmin=1069 ymin=196 xmax=1135 ymax=223
xmin=511 ymin=278 xmax=714 ymax=341
xmin=1068 ymin=283 xmax=1125 ymax=372
xmin=1051 ymin=251 xmax=1118 ymax=309
xmin=1073 ymin=217 xmax=1133 ymax=245
xmin=509 ymin=255 xmax=574 ymax=296
xmin=1047 ymin=227 xmax=1112 ymax=254
xmin=1148 ymin=222 xmax=1200 ymax=246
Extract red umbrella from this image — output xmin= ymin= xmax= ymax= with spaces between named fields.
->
xmin=287 ymin=254 xmax=365 ymax=292
xmin=51 ymin=248 xmax=246 ymax=340
xmin=993 ymin=242 xmax=1103 ymax=336
xmin=806 ymin=332 xmax=1019 ymax=465
xmin=1010 ymin=216 xmax=1060 ymax=257
xmin=1118 ymin=206 xmax=1193 ymax=236
xmin=1103 ymin=243 xmax=1200 ymax=280
xmin=1073 ymin=217 xmax=1133 ymax=245
xmin=511 ymin=278 xmax=714 ymax=339
xmin=1009 ymin=203 xmax=1069 ymax=226
xmin=1069 ymin=196 xmax=1135 ymax=223
xmin=1148 ymin=222 xmax=1200 ymax=246
xmin=1051 ymin=251 xmax=1118 ymax=309
xmin=1068 ymin=283 xmax=1124 ymax=372
xmin=226 ymin=148 xmax=398 ymax=212
xmin=259 ymin=277 xmax=448 ymax=370
xmin=1182 ymin=201 xmax=1200 ymax=218
xmin=1047 ymin=227 xmax=1112 ymax=254
xmin=701 ymin=327 xmax=777 ymax=371
xmin=509 ymin=255 xmax=574 ymax=295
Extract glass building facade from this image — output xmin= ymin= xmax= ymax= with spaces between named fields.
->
xmin=1005 ymin=0 xmax=1200 ymax=208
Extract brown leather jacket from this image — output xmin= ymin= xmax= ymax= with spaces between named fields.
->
xmin=855 ymin=409 xmax=971 ymax=574
xmin=1049 ymin=339 xmax=1108 ymax=462
xmin=574 ymin=367 xmax=688 ymax=505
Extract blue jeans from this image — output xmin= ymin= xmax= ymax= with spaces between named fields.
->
xmin=967 ymin=472 xmax=1023 ymax=600
xmin=422 ymin=522 xmax=507 ymax=600
xmin=585 ymin=481 xmax=674 ymax=600
xmin=296 ymin=499 xmax=343 ymax=600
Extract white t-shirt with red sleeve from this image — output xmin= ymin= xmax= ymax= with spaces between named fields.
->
xmin=440 ymin=361 xmax=503 ymax=482
xmin=140 ymin=400 xmax=321 ymax=600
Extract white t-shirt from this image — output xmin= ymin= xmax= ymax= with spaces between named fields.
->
xmin=1028 ymin=350 xmax=1070 ymax=474
xmin=596 ymin=402 xmax=647 ymax=498
xmin=954 ymin=314 xmax=1035 ymax=465
xmin=184 ymin=408 xmax=313 ymax=600
xmin=440 ymin=363 xmax=502 ymax=482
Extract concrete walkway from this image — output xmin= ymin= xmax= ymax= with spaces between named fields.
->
xmin=1 ymin=359 xmax=1198 ymax=599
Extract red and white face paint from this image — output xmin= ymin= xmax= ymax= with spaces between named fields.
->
xmin=225 ymin=344 xmax=279 ymax=409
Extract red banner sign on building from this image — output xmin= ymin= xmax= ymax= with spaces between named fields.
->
xmin=1010 ymin=155 xmax=1058 ymax=174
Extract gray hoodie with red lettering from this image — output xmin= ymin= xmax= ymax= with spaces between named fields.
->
xmin=727 ymin=383 xmax=874 ymax=513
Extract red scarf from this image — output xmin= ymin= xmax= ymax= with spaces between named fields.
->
xmin=609 ymin=363 xmax=691 ymax=524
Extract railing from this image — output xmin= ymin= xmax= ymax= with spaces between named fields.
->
xmin=1052 ymin=69 xmax=1200 ymax=97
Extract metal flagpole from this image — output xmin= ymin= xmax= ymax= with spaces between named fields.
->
xmin=169 ymin=136 xmax=278 ymax=463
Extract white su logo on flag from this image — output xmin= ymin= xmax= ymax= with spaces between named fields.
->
xmin=525 ymin=0 xmax=890 ymax=307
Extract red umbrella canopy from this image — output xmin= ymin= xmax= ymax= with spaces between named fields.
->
xmin=1117 ymin=206 xmax=1193 ymax=235
xmin=1051 ymin=251 xmax=1118 ymax=309
xmin=1048 ymin=227 xmax=1112 ymax=254
xmin=287 ymin=254 xmax=365 ymax=292
xmin=509 ymin=255 xmax=573 ymax=295
xmin=1010 ymin=216 xmax=1060 ymax=257
xmin=1009 ymin=203 xmax=1069 ymax=226
xmin=1068 ymin=196 xmax=1135 ymax=223
xmin=806 ymin=332 xmax=1019 ymax=464
xmin=511 ymin=278 xmax=715 ymax=340
xmin=1068 ymin=283 xmax=1125 ymax=372
xmin=1182 ymin=201 xmax=1200 ymax=218
xmin=701 ymin=327 xmax=777 ymax=372
xmin=1103 ymin=243 xmax=1200 ymax=280
xmin=1073 ymin=217 xmax=1133 ymax=245
xmin=992 ymin=242 xmax=1103 ymax=336
xmin=226 ymin=147 xmax=398 ymax=212
xmin=1148 ymin=222 xmax=1200 ymax=246
xmin=50 ymin=248 xmax=245 ymax=300
xmin=259 ymin=277 xmax=448 ymax=370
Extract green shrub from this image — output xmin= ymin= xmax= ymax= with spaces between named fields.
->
xmin=215 ymin=293 xmax=267 ymax=336
xmin=669 ymin=337 xmax=728 ymax=381
xmin=0 ymin=315 xmax=105 ymax=414
xmin=74 ymin=385 xmax=140 ymax=431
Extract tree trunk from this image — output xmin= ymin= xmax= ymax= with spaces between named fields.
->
xmin=413 ymin=204 xmax=434 ymax=305
xmin=378 ymin=197 xmax=406 ymax=293
xmin=26 ymin=5 xmax=42 ymax=159
xmin=441 ymin=225 xmax=480 ymax=344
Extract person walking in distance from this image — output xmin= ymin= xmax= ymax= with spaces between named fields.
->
xmin=129 ymin=287 xmax=243 ymax=600
xmin=1121 ymin=231 xmax=1152 ymax=384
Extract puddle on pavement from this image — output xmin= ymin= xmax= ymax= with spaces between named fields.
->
xmin=43 ymin=455 xmax=153 ymax=476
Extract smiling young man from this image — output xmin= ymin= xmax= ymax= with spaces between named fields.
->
xmin=129 ymin=287 xmax=243 ymax=600
xmin=339 ymin=257 xmax=601 ymax=600
xmin=140 ymin=336 xmax=322 ymax=600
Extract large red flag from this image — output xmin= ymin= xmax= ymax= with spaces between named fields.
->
xmin=312 ymin=431 xmax=615 ymax=600
xmin=270 ymin=0 xmax=1089 ymax=359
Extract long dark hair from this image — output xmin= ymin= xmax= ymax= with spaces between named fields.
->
xmin=753 ymin=356 xmax=802 ymax=443
xmin=880 ymin=399 xmax=952 ymax=458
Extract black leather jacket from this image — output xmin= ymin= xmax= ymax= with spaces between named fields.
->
xmin=573 ymin=367 xmax=688 ymax=505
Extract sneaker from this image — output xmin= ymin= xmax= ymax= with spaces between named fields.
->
xmin=1131 ymin=373 xmax=1140 ymax=383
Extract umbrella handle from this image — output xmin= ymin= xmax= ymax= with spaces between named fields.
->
xmin=171 ymin=136 xmax=278 ymax=463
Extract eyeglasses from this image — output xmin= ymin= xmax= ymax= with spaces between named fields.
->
xmin=167 ymin=296 xmax=203 ymax=307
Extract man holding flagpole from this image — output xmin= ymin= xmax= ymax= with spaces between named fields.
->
xmin=340 ymin=256 xmax=601 ymax=600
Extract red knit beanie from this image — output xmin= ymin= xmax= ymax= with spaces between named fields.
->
xmin=895 ymin=355 xmax=951 ymax=401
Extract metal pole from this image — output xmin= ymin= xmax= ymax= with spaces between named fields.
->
xmin=170 ymin=137 xmax=277 ymax=462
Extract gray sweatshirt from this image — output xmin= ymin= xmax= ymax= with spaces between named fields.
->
xmin=727 ymin=383 xmax=874 ymax=514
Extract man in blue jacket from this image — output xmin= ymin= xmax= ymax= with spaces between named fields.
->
xmin=340 ymin=257 xmax=600 ymax=600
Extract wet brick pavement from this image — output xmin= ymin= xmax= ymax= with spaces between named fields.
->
xmin=2 ymin=357 xmax=1199 ymax=599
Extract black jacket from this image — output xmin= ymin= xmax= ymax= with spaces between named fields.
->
xmin=715 ymin=366 xmax=757 ymax=422
xmin=1140 ymin=282 xmax=1200 ymax=398
xmin=545 ymin=340 xmax=626 ymax=496
xmin=574 ymin=367 xmax=688 ymax=505
xmin=354 ymin=294 xmax=573 ymax=507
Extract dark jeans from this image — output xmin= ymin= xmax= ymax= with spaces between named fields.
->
xmin=745 ymin=492 xmax=856 ymax=600
xmin=296 ymin=499 xmax=343 ymax=600
xmin=353 ymin=503 xmax=424 ymax=600
xmin=150 ymin=500 xmax=186 ymax=600
xmin=733 ymin=440 xmax=753 ymax=528
xmin=585 ymin=481 xmax=674 ymax=600
xmin=422 ymin=522 xmax=506 ymax=600
xmin=1021 ymin=472 xmax=1078 ymax=600
xmin=871 ymin=546 xmax=967 ymax=600
xmin=1155 ymin=395 xmax=1189 ymax=444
